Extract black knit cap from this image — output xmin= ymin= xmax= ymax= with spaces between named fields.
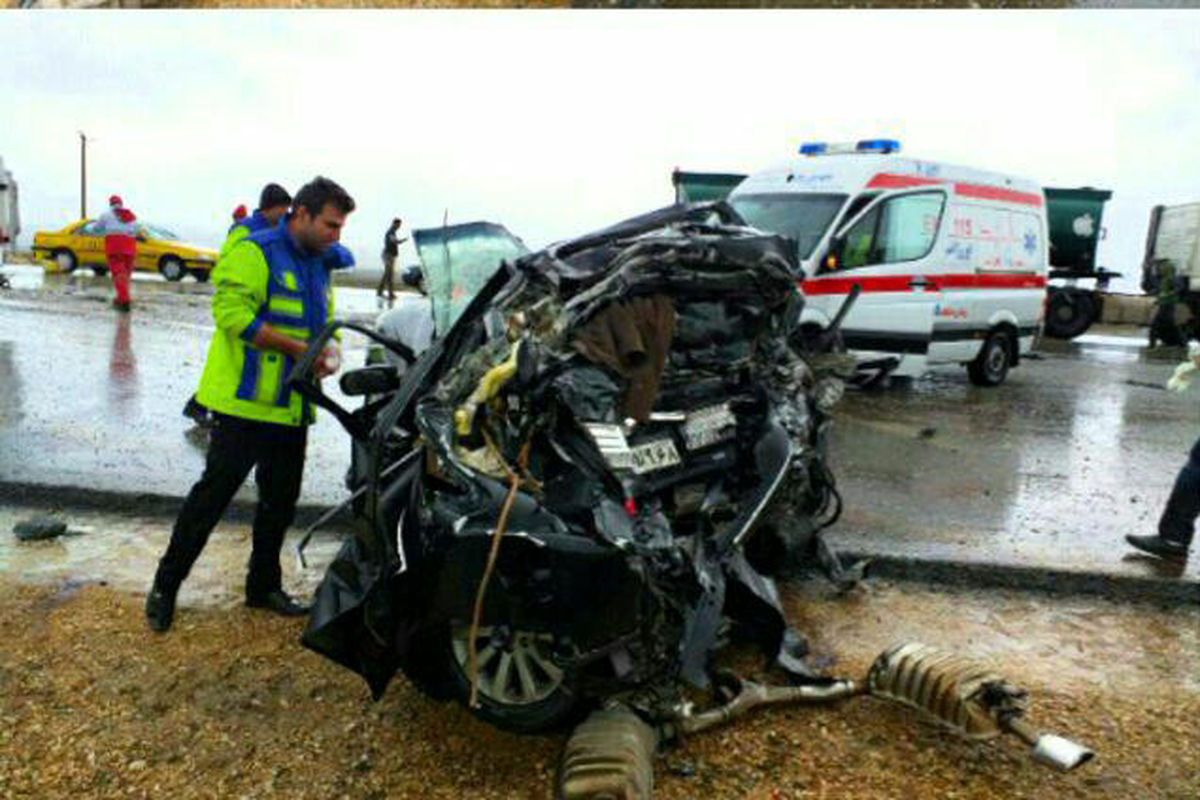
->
xmin=259 ymin=183 xmax=292 ymax=210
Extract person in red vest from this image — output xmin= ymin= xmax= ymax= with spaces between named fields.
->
xmin=96 ymin=195 xmax=139 ymax=312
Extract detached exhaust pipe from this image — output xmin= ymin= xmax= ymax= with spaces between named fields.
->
xmin=666 ymin=672 xmax=862 ymax=737
xmin=558 ymin=643 xmax=1094 ymax=798
xmin=1002 ymin=717 xmax=1096 ymax=772
xmin=558 ymin=705 xmax=659 ymax=800
xmin=866 ymin=642 xmax=1095 ymax=772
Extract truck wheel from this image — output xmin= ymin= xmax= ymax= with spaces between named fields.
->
xmin=968 ymin=330 xmax=1012 ymax=387
xmin=159 ymin=256 xmax=185 ymax=282
xmin=53 ymin=249 xmax=78 ymax=273
xmin=1044 ymin=290 xmax=1097 ymax=340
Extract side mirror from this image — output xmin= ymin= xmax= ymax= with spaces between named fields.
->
xmin=340 ymin=365 xmax=401 ymax=396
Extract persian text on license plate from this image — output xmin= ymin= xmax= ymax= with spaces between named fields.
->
xmin=630 ymin=439 xmax=682 ymax=474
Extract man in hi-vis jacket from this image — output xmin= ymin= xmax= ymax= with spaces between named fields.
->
xmin=147 ymin=176 xmax=356 ymax=633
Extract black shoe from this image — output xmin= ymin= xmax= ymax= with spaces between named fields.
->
xmin=245 ymin=590 xmax=310 ymax=617
xmin=145 ymin=583 xmax=177 ymax=633
xmin=1125 ymin=534 xmax=1189 ymax=562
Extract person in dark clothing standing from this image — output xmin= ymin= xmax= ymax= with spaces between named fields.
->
xmin=377 ymin=217 xmax=407 ymax=302
xmin=147 ymin=176 xmax=356 ymax=633
xmin=1127 ymin=359 xmax=1200 ymax=564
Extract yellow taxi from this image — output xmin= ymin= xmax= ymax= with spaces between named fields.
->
xmin=33 ymin=219 xmax=219 ymax=282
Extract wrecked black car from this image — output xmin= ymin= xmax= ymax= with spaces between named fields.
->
xmin=293 ymin=202 xmax=861 ymax=733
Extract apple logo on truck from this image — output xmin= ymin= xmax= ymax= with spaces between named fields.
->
xmin=1072 ymin=213 xmax=1096 ymax=238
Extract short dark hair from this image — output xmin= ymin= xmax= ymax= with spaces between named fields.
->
xmin=293 ymin=176 xmax=355 ymax=217
xmin=259 ymin=183 xmax=292 ymax=210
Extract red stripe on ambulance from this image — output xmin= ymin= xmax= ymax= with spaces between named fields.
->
xmin=800 ymin=273 xmax=1047 ymax=296
xmin=866 ymin=173 xmax=1044 ymax=207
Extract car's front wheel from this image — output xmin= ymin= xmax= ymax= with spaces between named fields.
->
xmin=92 ymin=265 xmax=109 ymax=278
xmin=435 ymin=622 xmax=581 ymax=734
xmin=190 ymin=268 xmax=211 ymax=283
xmin=52 ymin=249 xmax=78 ymax=273
xmin=159 ymin=256 xmax=185 ymax=282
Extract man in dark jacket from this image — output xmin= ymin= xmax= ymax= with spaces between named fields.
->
xmin=377 ymin=217 xmax=406 ymax=302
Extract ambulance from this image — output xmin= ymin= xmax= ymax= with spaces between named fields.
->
xmin=726 ymin=140 xmax=1048 ymax=386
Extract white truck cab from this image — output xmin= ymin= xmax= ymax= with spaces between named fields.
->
xmin=727 ymin=140 xmax=1048 ymax=386
xmin=0 ymin=156 xmax=19 ymax=266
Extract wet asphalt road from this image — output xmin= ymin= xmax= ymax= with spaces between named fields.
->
xmin=2 ymin=264 xmax=1198 ymax=583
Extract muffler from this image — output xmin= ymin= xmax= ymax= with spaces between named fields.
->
xmin=866 ymin=642 xmax=1094 ymax=772
xmin=558 ymin=705 xmax=659 ymax=800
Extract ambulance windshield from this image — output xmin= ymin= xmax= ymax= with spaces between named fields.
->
xmin=729 ymin=193 xmax=846 ymax=261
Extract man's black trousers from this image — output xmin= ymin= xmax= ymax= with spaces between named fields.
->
xmin=155 ymin=412 xmax=308 ymax=599
xmin=1159 ymin=434 xmax=1200 ymax=547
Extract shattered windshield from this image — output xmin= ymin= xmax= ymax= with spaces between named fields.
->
xmin=413 ymin=222 xmax=530 ymax=335
xmin=729 ymin=193 xmax=847 ymax=261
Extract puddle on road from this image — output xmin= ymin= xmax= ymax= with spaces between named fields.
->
xmin=0 ymin=505 xmax=342 ymax=610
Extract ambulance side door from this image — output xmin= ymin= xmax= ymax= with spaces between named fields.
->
xmin=817 ymin=188 xmax=947 ymax=362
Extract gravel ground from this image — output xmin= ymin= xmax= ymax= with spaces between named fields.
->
xmin=1 ymin=570 xmax=1197 ymax=799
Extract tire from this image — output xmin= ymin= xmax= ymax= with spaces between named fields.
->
xmin=432 ymin=622 xmax=581 ymax=734
xmin=92 ymin=266 xmax=109 ymax=277
xmin=968 ymin=330 xmax=1012 ymax=387
xmin=190 ymin=268 xmax=211 ymax=283
xmin=52 ymin=249 xmax=78 ymax=273
xmin=1044 ymin=290 xmax=1097 ymax=340
xmin=159 ymin=256 xmax=185 ymax=282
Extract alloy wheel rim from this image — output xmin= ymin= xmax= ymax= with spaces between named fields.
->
xmin=451 ymin=625 xmax=565 ymax=706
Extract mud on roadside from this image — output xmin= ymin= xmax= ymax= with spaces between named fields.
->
xmin=2 ymin=569 xmax=1197 ymax=799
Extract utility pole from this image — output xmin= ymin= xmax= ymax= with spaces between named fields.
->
xmin=78 ymin=131 xmax=87 ymax=219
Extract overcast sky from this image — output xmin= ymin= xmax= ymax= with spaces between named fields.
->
xmin=3 ymin=10 xmax=1199 ymax=287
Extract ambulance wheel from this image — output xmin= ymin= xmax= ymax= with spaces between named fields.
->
xmin=53 ymin=249 xmax=78 ymax=273
xmin=159 ymin=256 xmax=185 ymax=282
xmin=968 ymin=331 xmax=1011 ymax=387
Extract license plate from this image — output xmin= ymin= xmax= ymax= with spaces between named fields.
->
xmin=630 ymin=438 xmax=682 ymax=474
xmin=683 ymin=404 xmax=737 ymax=451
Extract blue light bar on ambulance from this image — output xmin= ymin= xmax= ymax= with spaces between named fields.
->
xmin=856 ymin=139 xmax=902 ymax=154
xmin=799 ymin=139 xmax=903 ymax=156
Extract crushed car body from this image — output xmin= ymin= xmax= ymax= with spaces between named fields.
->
xmin=297 ymin=202 xmax=866 ymax=731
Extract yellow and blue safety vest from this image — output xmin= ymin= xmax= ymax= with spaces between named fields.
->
xmin=195 ymin=218 xmax=353 ymax=426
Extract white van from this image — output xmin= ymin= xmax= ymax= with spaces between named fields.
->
xmin=727 ymin=140 xmax=1048 ymax=386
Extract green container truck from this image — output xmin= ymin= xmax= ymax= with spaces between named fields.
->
xmin=1042 ymin=186 xmax=1119 ymax=339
